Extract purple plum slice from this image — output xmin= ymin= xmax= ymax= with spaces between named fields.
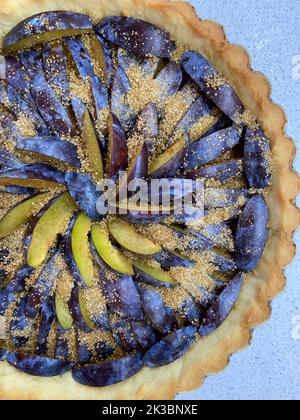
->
xmin=234 ymin=194 xmax=269 ymax=272
xmin=5 ymin=265 xmax=34 ymax=293
xmin=65 ymin=172 xmax=101 ymax=221
xmin=6 ymin=352 xmax=74 ymax=377
xmin=94 ymin=341 xmax=115 ymax=360
xmin=111 ymin=318 xmax=138 ymax=353
xmin=25 ymin=250 xmax=61 ymax=318
xmin=181 ymin=51 xmax=245 ymax=123
xmin=10 ymin=295 xmax=31 ymax=347
xmin=184 ymin=126 xmax=241 ymax=170
xmin=5 ymin=55 xmax=32 ymax=101
xmin=155 ymin=249 xmax=196 ymax=269
xmin=20 ymin=48 xmax=43 ymax=81
xmin=55 ymin=325 xmax=71 ymax=359
xmin=107 ymin=114 xmax=128 ymax=179
xmin=72 ymin=352 xmax=143 ymax=387
xmin=42 ymin=43 xmax=70 ymax=105
xmin=130 ymin=320 xmax=156 ymax=351
xmin=36 ymin=297 xmax=54 ymax=356
xmin=3 ymin=11 xmax=93 ymax=55
xmin=210 ymin=251 xmax=237 ymax=273
xmin=89 ymin=74 xmax=108 ymax=120
xmin=94 ymin=34 xmax=115 ymax=86
xmin=0 ymin=349 xmax=7 ymax=361
xmin=0 ymin=185 xmax=35 ymax=195
xmin=137 ymin=285 xmax=177 ymax=335
xmin=144 ymin=326 xmax=197 ymax=367
xmin=99 ymin=269 xmax=143 ymax=321
xmin=64 ymin=37 xmax=94 ymax=78
xmin=176 ymin=297 xmax=202 ymax=326
xmin=111 ymin=66 xmax=136 ymax=132
xmin=204 ymin=113 xmax=233 ymax=137
xmin=0 ymin=288 xmax=15 ymax=315
xmin=16 ymin=136 xmax=81 ymax=167
xmin=77 ymin=339 xmax=93 ymax=364
xmin=96 ymin=16 xmax=175 ymax=58
xmin=244 ymin=128 xmax=271 ymax=189
xmin=71 ymin=96 xmax=86 ymax=129
xmin=186 ymin=160 xmax=243 ymax=183
xmin=131 ymin=103 xmax=159 ymax=155
xmin=0 ymin=150 xmax=23 ymax=170
xmin=199 ymin=273 xmax=243 ymax=336
xmin=31 ymin=70 xmax=76 ymax=137
xmin=169 ymin=225 xmax=214 ymax=252
xmin=156 ymin=61 xmax=183 ymax=99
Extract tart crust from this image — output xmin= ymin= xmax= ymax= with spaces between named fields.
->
xmin=0 ymin=0 xmax=299 ymax=400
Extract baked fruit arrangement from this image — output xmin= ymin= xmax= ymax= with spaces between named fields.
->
xmin=0 ymin=4 xmax=297 ymax=399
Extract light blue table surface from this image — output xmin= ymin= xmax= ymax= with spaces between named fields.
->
xmin=176 ymin=0 xmax=300 ymax=401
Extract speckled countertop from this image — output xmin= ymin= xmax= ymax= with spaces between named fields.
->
xmin=176 ymin=0 xmax=300 ymax=401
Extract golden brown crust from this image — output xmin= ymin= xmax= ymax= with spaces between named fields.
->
xmin=0 ymin=0 xmax=299 ymax=400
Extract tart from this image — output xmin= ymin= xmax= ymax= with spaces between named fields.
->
xmin=0 ymin=0 xmax=298 ymax=400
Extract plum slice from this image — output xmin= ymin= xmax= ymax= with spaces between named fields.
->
xmin=36 ymin=297 xmax=54 ymax=356
xmin=156 ymin=61 xmax=183 ymax=99
xmin=82 ymin=110 xmax=104 ymax=181
xmin=95 ymin=16 xmax=175 ymax=58
xmin=137 ymin=285 xmax=176 ymax=335
xmin=55 ymin=292 xmax=73 ymax=331
xmin=25 ymin=250 xmax=61 ymax=318
xmin=155 ymin=249 xmax=196 ymax=269
xmin=111 ymin=66 xmax=136 ymax=132
xmin=131 ymin=103 xmax=159 ymax=155
xmin=98 ymin=270 xmax=143 ymax=321
xmin=0 ymin=288 xmax=15 ymax=315
xmin=133 ymin=260 xmax=176 ymax=288
xmin=0 ymin=193 xmax=48 ymax=240
xmin=5 ymin=55 xmax=32 ymax=101
xmin=69 ymin=212 xmax=95 ymax=288
xmin=64 ymin=37 xmax=95 ymax=78
xmin=130 ymin=320 xmax=156 ymax=351
xmin=107 ymin=114 xmax=128 ymax=179
xmin=10 ymin=295 xmax=31 ymax=347
xmin=181 ymin=51 xmax=245 ymax=123
xmin=91 ymin=224 xmax=134 ymax=275
xmin=25 ymin=192 xmax=77 ymax=268
xmin=70 ymin=285 xmax=93 ymax=333
xmin=3 ymin=11 xmax=93 ymax=55
xmin=111 ymin=318 xmax=138 ymax=353
xmin=31 ymin=70 xmax=76 ymax=137
xmin=184 ymin=126 xmax=241 ymax=170
xmin=6 ymin=352 xmax=74 ymax=377
xmin=65 ymin=172 xmax=102 ymax=221
xmin=5 ymin=265 xmax=34 ymax=293
xmin=42 ymin=43 xmax=70 ymax=105
xmin=19 ymin=48 xmax=43 ymax=81
xmin=148 ymin=134 xmax=188 ymax=178
xmin=89 ymin=74 xmax=108 ymax=121
xmin=199 ymin=273 xmax=243 ymax=336
xmin=144 ymin=326 xmax=197 ymax=367
xmin=91 ymin=34 xmax=115 ymax=86
xmin=0 ymin=149 xmax=23 ymax=171
xmin=0 ymin=164 xmax=65 ymax=189
xmin=72 ymin=353 xmax=143 ymax=387
xmin=210 ymin=251 xmax=237 ymax=273
xmin=244 ymin=128 xmax=271 ymax=189
xmin=109 ymin=220 xmax=161 ymax=255
xmin=186 ymin=159 xmax=243 ymax=182
xmin=0 ymin=349 xmax=7 ymax=361
xmin=169 ymin=225 xmax=214 ymax=252
xmin=235 ymin=194 xmax=269 ymax=272
xmin=16 ymin=136 xmax=81 ymax=167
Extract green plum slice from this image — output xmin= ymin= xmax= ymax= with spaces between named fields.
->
xmin=55 ymin=292 xmax=73 ymax=330
xmin=82 ymin=110 xmax=104 ymax=181
xmin=109 ymin=220 xmax=161 ymax=255
xmin=0 ymin=193 xmax=48 ymax=239
xmin=133 ymin=260 xmax=176 ymax=288
xmin=91 ymin=224 xmax=134 ymax=275
xmin=71 ymin=212 xmax=95 ymax=288
xmin=3 ymin=11 xmax=93 ymax=55
xmin=26 ymin=192 xmax=77 ymax=268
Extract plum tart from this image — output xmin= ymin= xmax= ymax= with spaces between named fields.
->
xmin=0 ymin=0 xmax=298 ymax=400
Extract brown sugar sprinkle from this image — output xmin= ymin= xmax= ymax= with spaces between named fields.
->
xmin=205 ymin=72 xmax=227 ymax=90
xmin=69 ymin=70 xmax=92 ymax=105
xmin=135 ymin=224 xmax=180 ymax=251
xmin=56 ymin=263 xmax=74 ymax=302
xmin=189 ymin=114 xmax=219 ymax=142
xmin=234 ymin=109 xmax=260 ymax=131
xmin=126 ymin=64 xmax=161 ymax=113
xmin=127 ymin=132 xmax=144 ymax=164
xmin=82 ymin=286 xmax=107 ymax=319
xmin=15 ymin=112 xmax=37 ymax=137
xmin=161 ymin=286 xmax=192 ymax=310
xmin=0 ymin=225 xmax=27 ymax=279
